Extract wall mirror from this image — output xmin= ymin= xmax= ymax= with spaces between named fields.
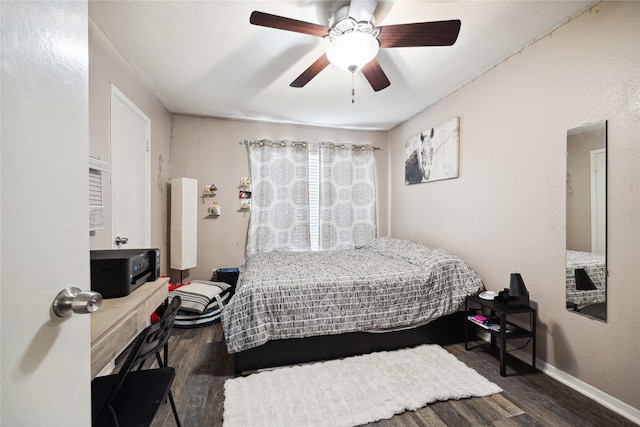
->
xmin=566 ymin=120 xmax=607 ymax=321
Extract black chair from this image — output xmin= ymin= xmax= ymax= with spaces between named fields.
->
xmin=92 ymin=296 xmax=182 ymax=427
xmin=138 ymin=296 xmax=182 ymax=426
xmin=141 ymin=296 xmax=182 ymax=376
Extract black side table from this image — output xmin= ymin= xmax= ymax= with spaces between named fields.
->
xmin=465 ymin=295 xmax=537 ymax=377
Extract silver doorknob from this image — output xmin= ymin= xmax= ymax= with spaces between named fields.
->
xmin=115 ymin=236 xmax=128 ymax=245
xmin=52 ymin=287 xmax=102 ymax=318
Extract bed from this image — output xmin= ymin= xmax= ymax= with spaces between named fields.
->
xmin=221 ymin=237 xmax=484 ymax=372
xmin=565 ymin=250 xmax=606 ymax=313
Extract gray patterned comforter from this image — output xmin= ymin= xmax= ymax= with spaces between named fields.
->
xmin=221 ymin=238 xmax=484 ymax=353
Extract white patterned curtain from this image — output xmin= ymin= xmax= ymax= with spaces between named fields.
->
xmin=246 ymin=140 xmax=310 ymax=255
xmin=319 ymin=144 xmax=377 ymax=251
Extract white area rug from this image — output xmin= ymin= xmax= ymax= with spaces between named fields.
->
xmin=223 ymin=344 xmax=502 ymax=427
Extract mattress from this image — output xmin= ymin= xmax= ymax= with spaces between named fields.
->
xmin=221 ymin=238 xmax=484 ymax=353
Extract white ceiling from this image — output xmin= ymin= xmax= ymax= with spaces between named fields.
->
xmin=89 ymin=0 xmax=595 ymax=131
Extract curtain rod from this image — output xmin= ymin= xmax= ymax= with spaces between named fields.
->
xmin=239 ymin=140 xmax=382 ymax=151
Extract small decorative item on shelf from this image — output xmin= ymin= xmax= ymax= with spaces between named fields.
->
xmin=239 ymin=198 xmax=251 ymax=210
xmin=239 ymin=177 xmax=252 ymax=210
xmin=240 ymin=176 xmax=251 ymax=192
xmin=208 ymin=201 xmax=220 ymax=216
xmin=203 ymin=184 xmax=217 ymax=198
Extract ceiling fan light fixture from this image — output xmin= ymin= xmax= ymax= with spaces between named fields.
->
xmin=326 ymin=31 xmax=379 ymax=72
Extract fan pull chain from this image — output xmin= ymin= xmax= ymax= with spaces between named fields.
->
xmin=348 ymin=65 xmax=357 ymax=104
xmin=351 ymin=72 xmax=355 ymax=104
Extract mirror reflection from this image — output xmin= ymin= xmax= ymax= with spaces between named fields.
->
xmin=566 ymin=120 xmax=607 ymax=321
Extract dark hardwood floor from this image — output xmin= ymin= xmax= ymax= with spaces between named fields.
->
xmin=150 ymin=324 xmax=635 ymax=427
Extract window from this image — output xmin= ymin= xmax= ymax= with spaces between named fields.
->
xmin=245 ymin=140 xmax=377 ymax=254
xmin=308 ymin=147 xmax=320 ymax=251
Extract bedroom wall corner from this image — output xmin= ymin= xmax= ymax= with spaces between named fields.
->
xmin=88 ymin=19 xmax=173 ymax=274
xmin=169 ymin=115 xmax=388 ymax=282
xmin=386 ymin=1 xmax=639 ymax=414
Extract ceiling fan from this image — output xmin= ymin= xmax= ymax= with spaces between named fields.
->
xmin=250 ymin=0 xmax=461 ymax=92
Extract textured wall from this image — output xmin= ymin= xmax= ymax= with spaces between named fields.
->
xmin=388 ymin=1 xmax=639 ymax=411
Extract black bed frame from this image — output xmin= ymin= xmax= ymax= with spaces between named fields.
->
xmin=234 ymin=311 xmax=471 ymax=374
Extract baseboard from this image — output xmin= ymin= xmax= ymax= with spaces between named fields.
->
xmin=508 ymin=348 xmax=640 ymax=425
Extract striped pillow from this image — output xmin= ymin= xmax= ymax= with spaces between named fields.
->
xmin=169 ymin=280 xmax=230 ymax=314
xmin=174 ymin=291 xmax=232 ymax=329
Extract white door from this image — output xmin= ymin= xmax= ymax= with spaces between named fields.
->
xmin=110 ymin=85 xmax=151 ymax=248
xmin=1 ymin=2 xmax=91 ymax=426
xmin=590 ymin=148 xmax=606 ymax=255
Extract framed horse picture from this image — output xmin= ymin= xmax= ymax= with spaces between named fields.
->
xmin=405 ymin=117 xmax=460 ymax=185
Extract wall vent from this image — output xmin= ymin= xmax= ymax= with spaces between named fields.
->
xmin=89 ymin=156 xmax=109 ymax=231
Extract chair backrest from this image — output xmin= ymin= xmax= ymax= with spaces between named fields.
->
xmin=160 ymin=295 xmax=182 ymax=321
xmin=154 ymin=294 xmax=182 ymax=321
xmin=101 ymin=296 xmax=182 ymax=409
xmin=135 ymin=295 xmax=181 ymax=365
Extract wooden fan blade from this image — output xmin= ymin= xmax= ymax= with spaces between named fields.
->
xmin=290 ymin=54 xmax=331 ymax=88
xmin=348 ymin=0 xmax=378 ymax=23
xmin=250 ymin=11 xmax=330 ymax=38
xmin=378 ymin=20 xmax=461 ymax=48
xmin=361 ymin=59 xmax=390 ymax=92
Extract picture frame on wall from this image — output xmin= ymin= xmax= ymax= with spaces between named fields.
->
xmin=404 ymin=117 xmax=460 ymax=185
